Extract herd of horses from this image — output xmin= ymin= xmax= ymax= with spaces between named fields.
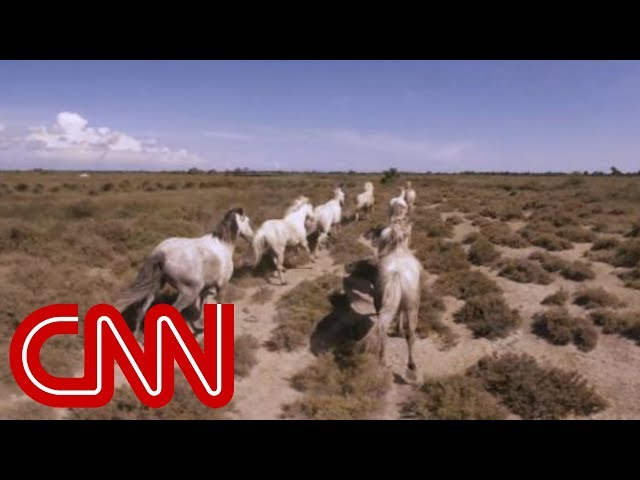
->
xmin=115 ymin=180 xmax=422 ymax=372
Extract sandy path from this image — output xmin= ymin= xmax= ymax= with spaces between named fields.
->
xmin=225 ymin=248 xmax=340 ymax=419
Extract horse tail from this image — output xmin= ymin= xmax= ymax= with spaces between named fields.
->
xmin=378 ymin=272 xmax=403 ymax=329
xmin=252 ymin=231 xmax=268 ymax=268
xmin=359 ymin=271 xmax=402 ymax=358
xmin=114 ymin=252 xmax=165 ymax=312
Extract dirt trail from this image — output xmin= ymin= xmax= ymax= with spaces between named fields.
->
xmin=225 ymin=248 xmax=340 ymax=419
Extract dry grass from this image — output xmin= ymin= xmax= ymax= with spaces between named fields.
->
xmin=411 ymin=209 xmax=453 ymax=238
xmin=524 ymin=231 xmax=573 ymax=251
xmin=400 ymin=375 xmax=509 ymax=420
xmin=249 ymin=286 xmax=275 ymax=304
xmin=573 ymin=287 xmax=624 ymax=310
xmin=327 ymin=223 xmax=373 ymax=266
xmin=589 ymin=310 xmax=640 ymax=344
xmin=557 ymin=226 xmax=596 ymax=243
xmin=498 ymin=258 xmax=554 ymax=285
xmin=480 ymin=222 xmax=529 ymax=248
xmin=413 ymin=238 xmax=470 ymax=273
xmin=235 ymin=334 xmax=260 ymax=378
xmin=617 ymin=268 xmax=640 ymax=290
xmin=68 ymin=375 xmax=230 ymax=420
xmin=268 ymin=274 xmax=343 ymax=351
xmin=468 ymin=236 xmax=500 ymax=265
xmin=468 ymin=353 xmax=607 ymax=419
xmin=591 ymin=237 xmax=620 ymax=251
xmin=2 ymin=172 xmax=640 ymax=419
xmin=529 ymin=250 xmax=567 ymax=272
xmin=282 ymin=352 xmax=392 ymax=420
xmin=611 ymin=239 xmax=640 ymax=268
xmin=433 ymin=269 xmax=502 ymax=300
xmin=542 ymin=288 xmax=569 ymax=306
xmin=529 ymin=251 xmax=596 ymax=281
xmin=532 ymin=307 xmax=598 ymax=352
xmin=416 ymin=283 xmax=456 ymax=348
xmin=0 ymin=398 xmax=59 ymax=420
xmin=453 ymin=293 xmax=521 ymax=339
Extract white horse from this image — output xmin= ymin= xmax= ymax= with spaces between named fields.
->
xmin=404 ymin=181 xmax=416 ymax=211
xmin=355 ymin=181 xmax=374 ymax=221
xmin=389 ymin=187 xmax=408 ymax=221
xmin=361 ymin=221 xmax=421 ymax=373
xmin=314 ymin=187 xmax=345 ymax=249
xmin=252 ymin=196 xmax=317 ymax=285
xmin=115 ymin=207 xmax=254 ymax=339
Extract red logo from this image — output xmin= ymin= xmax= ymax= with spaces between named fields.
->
xmin=9 ymin=303 xmax=234 ymax=408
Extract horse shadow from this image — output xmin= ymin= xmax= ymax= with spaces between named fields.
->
xmin=309 ymin=258 xmax=379 ymax=356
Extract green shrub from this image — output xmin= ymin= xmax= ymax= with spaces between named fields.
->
xmin=268 ymin=274 xmax=342 ymax=351
xmin=532 ymin=307 xmax=598 ymax=352
xmin=591 ymin=237 xmax=620 ymax=251
xmin=617 ymin=268 xmax=640 ymax=290
xmin=282 ymin=353 xmax=392 ymax=420
xmin=413 ymin=238 xmax=470 ymax=273
xmin=400 ymin=375 xmax=508 ymax=420
xmin=453 ymin=294 xmax=521 ymax=339
xmin=468 ymin=236 xmax=500 ymax=265
xmin=612 ymin=239 xmax=640 ymax=267
xmin=541 ymin=288 xmax=569 ymax=306
xmin=480 ymin=223 xmax=529 ymax=248
xmin=434 ymin=270 xmax=501 ymax=300
xmin=468 ymin=353 xmax=607 ymax=419
xmin=498 ymin=258 xmax=553 ymax=285
xmin=573 ymin=288 xmax=623 ymax=310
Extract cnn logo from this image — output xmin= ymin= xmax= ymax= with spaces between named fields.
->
xmin=9 ymin=303 xmax=234 ymax=409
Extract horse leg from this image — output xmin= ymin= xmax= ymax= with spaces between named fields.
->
xmin=405 ymin=306 xmax=418 ymax=373
xmin=317 ymin=232 xmax=327 ymax=250
xmin=275 ymin=248 xmax=287 ymax=285
xmin=193 ymin=285 xmax=219 ymax=330
xmin=301 ymin=238 xmax=315 ymax=262
xmin=172 ymin=284 xmax=202 ymax=315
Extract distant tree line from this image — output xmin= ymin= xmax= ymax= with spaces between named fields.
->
xmin=17 ymin=165 xmax=640 ymax=176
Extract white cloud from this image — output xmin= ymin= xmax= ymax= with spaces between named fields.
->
xmin=16 ymin=112 xmax=201 ymax=169
xmin=0 ymin=123 xmax=13 ymax=151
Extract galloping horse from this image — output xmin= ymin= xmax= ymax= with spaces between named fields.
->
xmin=252 ymin=196 xmax=317 ymax=285
xmin=115 ymin=207 xmax=254 ymax=339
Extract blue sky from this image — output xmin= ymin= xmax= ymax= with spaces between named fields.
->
xmin=1 ymin=60 xmax=639 ymax=172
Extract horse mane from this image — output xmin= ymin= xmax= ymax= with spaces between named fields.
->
xmin=285 ymin=196 xmax=310 ymax=216
xmin=377 ymin=222 xmax=411 ymax=257
xmin=212 ymin=207 xmax=244 ymax=243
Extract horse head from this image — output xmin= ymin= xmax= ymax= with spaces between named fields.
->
xmin=366 ymin=222 xmax=410 ymax=256
xmin=335 ymin=187 xmax=345 ymax=206
xmin=213 ymin=207 xmax=253 ymax=243
xmin=364 ymin=181 xmax=373 ymax=192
